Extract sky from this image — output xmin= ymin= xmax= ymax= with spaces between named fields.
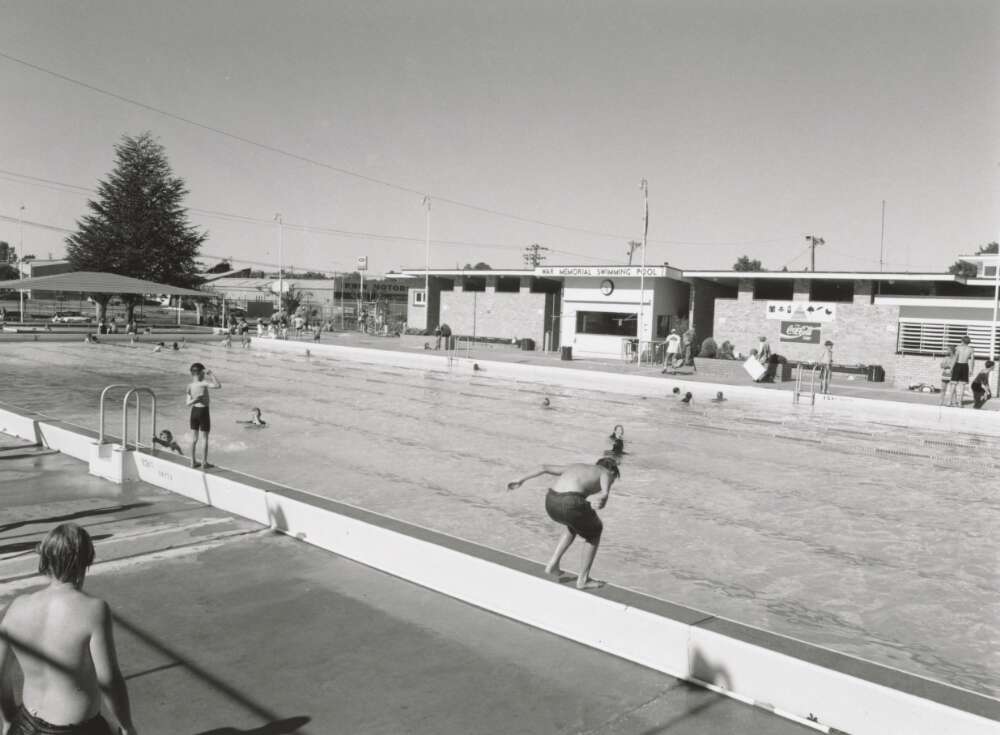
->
xmin=0 ymin=0 xmax=997 ymax=276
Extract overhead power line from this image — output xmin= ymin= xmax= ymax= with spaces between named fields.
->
xmin=0 ymin=168 xmax=620 ymax=263
xmin=0 ymin=50 xmax=801 ymax=250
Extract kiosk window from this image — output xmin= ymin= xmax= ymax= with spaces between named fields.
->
xmin=575 ymin=311 xmax=637 ymax=337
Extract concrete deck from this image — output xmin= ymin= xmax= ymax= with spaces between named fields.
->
xmin=292 ymin=332 xmax=1000 ymax=411
xmin=0 ymin=450 xmax=814 ymax=735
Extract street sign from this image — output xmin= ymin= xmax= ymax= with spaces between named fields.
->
xmin=356 ymin=256 xmax=368 ymax=272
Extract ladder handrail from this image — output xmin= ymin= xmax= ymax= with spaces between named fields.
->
xmin=121 ymin=388 xmax=157 ymax=451
xmin=98 ymin=384 xmax=134 ymax=444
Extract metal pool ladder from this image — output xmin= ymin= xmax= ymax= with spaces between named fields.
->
xmin=793 ymin=364 xmax=819 ymax=406
xmin=98 ymin=384 xmax=157 ymax=450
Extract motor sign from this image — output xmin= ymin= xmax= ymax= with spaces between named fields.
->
xmin=356 ymin=256 xmax=368 ymax=271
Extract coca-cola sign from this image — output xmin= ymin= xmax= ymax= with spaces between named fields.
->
xmin=780 ymin=321 xmax=822 ymax=343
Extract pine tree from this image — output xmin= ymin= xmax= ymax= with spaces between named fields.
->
xmin=65 ymin=132 xmax=206 ymax=322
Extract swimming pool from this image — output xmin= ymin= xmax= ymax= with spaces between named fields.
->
xmin=2 ymin=341 xmax=997 ymax=696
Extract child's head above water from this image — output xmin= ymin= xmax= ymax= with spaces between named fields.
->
xmin=671 ymin=387 xmax=681 ymax=395
xmin=542 ymin=397 xmax=551 ymax=407
xmin=158 ymin=429 xmax=173 ymax=442
xmin=611 ymin=424 xmax=624 ymax=439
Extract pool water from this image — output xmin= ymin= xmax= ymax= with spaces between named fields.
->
xmin=2 ymin=341 xmax=998 ymax=696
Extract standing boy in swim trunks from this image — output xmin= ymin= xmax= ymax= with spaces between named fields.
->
xmin=506 ymin=457 xmax=619 ymax=590
xmin=186 ymin=362 xmax=221 ymax=469
xmin=0 ymin=523 xmax=138 ymax=735
xmin=948 ymin=336 xmax=975 ymax=408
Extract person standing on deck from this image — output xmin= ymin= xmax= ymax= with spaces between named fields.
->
xmin=939 ymin=345 xmax=957 ymax=405
xmin=506 ymin=458 xmax=620 ymax=590
xmin=186 ymin=362 xmax=221 ymax=469
xmin=0 ymin=523 xmax=138 ymax=735
xmin=948 ymin=336 xmax=975 ymax=407
xmin=817 ymin=340 xmax=834 ymax=395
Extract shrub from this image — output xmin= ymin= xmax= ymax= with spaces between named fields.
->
xmin=698 ymin=336 xmax=718 ymax=358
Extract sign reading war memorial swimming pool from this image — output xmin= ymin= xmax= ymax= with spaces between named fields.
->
xmin=765 ymin=301 xmax=837 ymax=322
xmin=780 ymin=321 xmax=822 ymax=343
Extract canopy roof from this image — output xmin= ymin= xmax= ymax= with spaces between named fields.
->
xmin=0 ymin=271 xmax=207 ymax=297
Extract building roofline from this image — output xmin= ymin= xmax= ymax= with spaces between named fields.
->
xmin=681 ymin=270 xmax=958 ymax=282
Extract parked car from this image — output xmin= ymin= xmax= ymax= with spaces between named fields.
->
xmin=51 ymin=311 xmax=91 ymax=324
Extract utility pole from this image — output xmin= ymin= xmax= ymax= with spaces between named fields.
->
xmin=626 ymin=240 xmax=641 ymax=266
xmin=522 ymin=243 xmax=550 ymax=268
xmin=273 ymin=213 xmax=284 ymax=314
xmin=879 ymin=201 xmax=886 ymax=272
xmin=639 ymin=179 xmax=649 ymax=349
xmin=423 ymin=194 xmax=431 ymax=325
xmin=17 ymin=204 xmax=25 ymax=322
xmin=805 ymin=234 xmax=825 ymax=271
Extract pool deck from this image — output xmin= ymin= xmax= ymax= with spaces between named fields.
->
xmin=296 ymin=332 xmax=1000 ymax=411
xmin=0 ymin=449 xmax=815 ymax=735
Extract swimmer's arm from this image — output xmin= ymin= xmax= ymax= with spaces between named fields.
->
xmin=91 ymin=602 xmax=137 ymax=735
xmin=506 ymin=465 xmax=565 ymax=490
xmin=591 ymin=471 xmax=613 ymax=510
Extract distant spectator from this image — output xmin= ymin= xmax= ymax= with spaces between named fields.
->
xmin=756 ymin=336 xmax=771 ymax=365
xmin=940 ymin=345 xmax=957 ymax=405
xmin=718 ymin=341 xmax=735 ymax=360
xmin=698 ymin=337 xmax=717 ymax=358
xmin=435 ymin=323 xmax=452 ymax=350
xmin=971 ymin=361 xmax=994 ymax=409
xmin=817 ymin=340 xmax=834 ymax=395
xmin=662 ymin=329 xmax=681 ymax=372
xmin=947 ymin=336 xmax=975 ymax=407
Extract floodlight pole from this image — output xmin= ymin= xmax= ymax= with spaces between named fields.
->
xmin=991 ymin=251 xmax=999 ymax=394
xmin=274 ymin=213 xmax=284 ymax=314
xmin=639 ymin=179 xmax=648 ymax=365
xmin=423 ymin=195 xmax=431 ymax=323
xmin=17 ymin=205 xmax=24 ymax=323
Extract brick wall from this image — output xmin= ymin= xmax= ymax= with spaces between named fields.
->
xmin=893 ymin=354 xmax=947 ymax=389
xmin=714 ymin=299 xmax=901 ymax=381
xmin=440 ymin=285 xmax=547 ymax=347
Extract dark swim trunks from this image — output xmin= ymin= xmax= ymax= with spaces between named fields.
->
xmin=950 ymin=362 xmax=970 ymax=383
xmin=189 ymin=405 xmax=211 ymax=433
xmin=8 ymin=706 xmax=113 ymax=735
xmin=545 ymin=490 xmax=603 ymax=543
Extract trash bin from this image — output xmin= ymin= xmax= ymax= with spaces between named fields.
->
xmin=867 ymin=365 xmax=885 ymax=382
xmin=520 ymin=338 xmax=535 ymax=351
xmin=560 ymin=345 xmax=573 ymax=361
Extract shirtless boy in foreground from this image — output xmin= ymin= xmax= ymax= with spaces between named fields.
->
xmin=186 ymin=362 xmax=221 ymax=469
xmin=507 ymin=458 xmax=619 ymax=590
xmin=0 ymin=523 xmax=137 ymax=735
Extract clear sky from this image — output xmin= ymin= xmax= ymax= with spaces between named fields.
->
xmin=1 ymin=0 xmax=996 ymax=275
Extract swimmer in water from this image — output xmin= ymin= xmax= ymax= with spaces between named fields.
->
xmin=506 ymin=457 xmax=619 ymax=590
xmin=152 ymin=429 xmax=184 ymax=454
xmin=220 ymin=332 xmax=232 ymax=348
xmin=541 ymin=397 xmax=552 ymax=409
xmin=680 ymin=392 xmax=693 ymax=404
xmin=607 ymin=424 xmax=625 ymax=456
xmin=711 ymin=391 xmax=726 ymax=403
xmin=237 ymin=408 xmax=267 ymax=427
xmin=172 ymin=342 xmax=180 ymax=351
xmin=186 ymin=362 xmax=221 ymax=469
xmin=669 ymin=387 xmax=681 ymax=398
